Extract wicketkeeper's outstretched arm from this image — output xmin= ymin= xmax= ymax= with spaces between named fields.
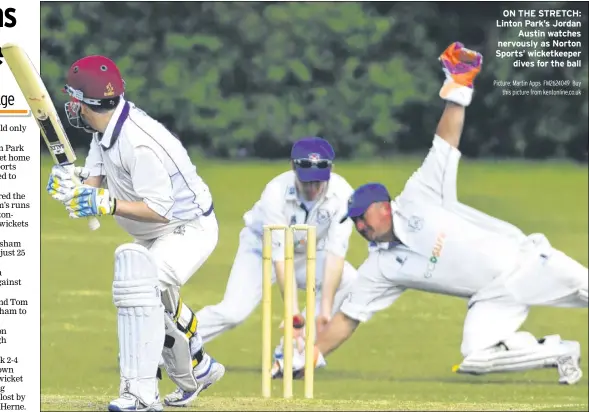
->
xmin=436 ymin=42 xmax=483 ymax=149
xmin=399 ymin=42 xmax=483 ymax=207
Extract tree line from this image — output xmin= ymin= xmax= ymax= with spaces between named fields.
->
xmin=40 ymin=2 xmax=588 ymax=160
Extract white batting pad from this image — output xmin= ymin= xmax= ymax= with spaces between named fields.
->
xmin=456 ymin=332 xmax=577 ymax=375
xmin=113 ymin=244 xmax=165 ymax=406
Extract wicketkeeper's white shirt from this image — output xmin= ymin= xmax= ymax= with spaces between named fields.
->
xmin=84 ymin=97 xmax=214 ymax=241
xmin=341 ymin=136 xmax=532 ymax=322
xmin=243 ymin=170 xmax=355 ymax=261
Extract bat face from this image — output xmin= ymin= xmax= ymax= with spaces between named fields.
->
xmin=2 ymin=42 xmax=101 ymax=231
xmin=1 ymin=43 xmax=77 ymax=165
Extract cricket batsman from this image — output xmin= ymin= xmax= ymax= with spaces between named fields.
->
xmin=275 ymin=42 xmax=588 ymax=384
xmin=46 ymin=56 xmax=225 ymax=411
xmin=195 ymin=137 xmax=358 ymax=378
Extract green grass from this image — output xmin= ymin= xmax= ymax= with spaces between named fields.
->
xmin=40 ymin=156 xmax=588 ymax=411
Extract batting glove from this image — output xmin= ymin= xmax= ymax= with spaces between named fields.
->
xmin=72 ymin=165 xmax=91 ymax=181
xmin=46 ymin=165 xmax=76 ymax=201
xmin=439 ymin=42 xmax=483 ymax=107
xmin=61 ymin=186 xmax=116 ymax=218
xmin=46 ymin=164 xmax=92 ymax=202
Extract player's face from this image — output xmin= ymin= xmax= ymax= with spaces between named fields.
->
xmin=297 ymin=180 xmax=326 ymax=201
xmin=79 ymin=104 xmax=97 ymax=129
xmin=353 ymin=202 xmax=393 ymax=242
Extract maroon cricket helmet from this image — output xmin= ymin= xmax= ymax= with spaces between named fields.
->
xmin=63 ymin=55 xmax=125 ymax=132
xmin=64 ymin=55 xmax=125 ymax=107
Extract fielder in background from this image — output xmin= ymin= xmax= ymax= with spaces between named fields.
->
xmin=196 ymin=137 xmax=358 ymax=378
xmin=46 ymin=55 xmax=224 ymax=411
xmin=279 ymin=42 xmax=589 ymax=384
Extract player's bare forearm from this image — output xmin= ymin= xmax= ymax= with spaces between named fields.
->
xmin=274 ymin=260 xmax=286 ymax=297
xmin=316 ymin=311 xmax=359 ymax=357
xmin=435 ymin=102 xmax=465 ymax=149
xmin=83 ymin=176 xmax=103 ymax=188
xmin=320 ymin=253 xmax=345 ymax=317
xmin=113 ymin=199 xmax=170 ymax=223
xmin=274 ymin=260 xmax=300 ymax=314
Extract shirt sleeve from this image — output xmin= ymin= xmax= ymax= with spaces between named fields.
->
xmin=84 ymin=134 xmax=105 ymax=177
xmin=325 ymin=196 xmax=353 ymax=258
xmin=130 ymin=145 xmax=175 ymax=219
xmin=257 ymin=184 xmax=289 ymax=262
xmin=450 ymin=201 xmax=527 ymax=242
xmin=400 ymin=135 xmax=461 ymax=206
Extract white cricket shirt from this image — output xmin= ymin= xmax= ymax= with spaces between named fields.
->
xmin=84 ymin=97 xmax=214 ymax=240
xmin=368 ymin=135 xmax=529 ymax=298
xmin=243 ymin=170 xmax=355 ymax=261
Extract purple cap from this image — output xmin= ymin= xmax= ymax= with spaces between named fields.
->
xmin=290 ymin=137 xmax=335 ymax=182
xmin=340 ymin=182 xmax=391 ymax=223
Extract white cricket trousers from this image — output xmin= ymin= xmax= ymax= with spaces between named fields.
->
xmin=196 ymin=227 xmax=358 ymax=343
xmin=134 ymin=212 xmax=219 ymax=293
xmin=461 ymin=234 xmax=588 ymax=356
xmin=340 ymin=233 xmax=587 ymax=358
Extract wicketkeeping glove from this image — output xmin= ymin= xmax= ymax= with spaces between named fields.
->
xmin=439 ymin=42 xmax=483 ymax=107
xmin=61 ymin=185 xmax=116 ymax=218
xmin=278 ymin=314 xmax=306 ymax=349
xmin=271 ymin=341 xmax=327 ymax=381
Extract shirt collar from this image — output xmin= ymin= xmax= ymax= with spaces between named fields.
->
xmin=98 ymin=97 xmax=131 ymax=150
xmin=369 ymin=240 xmax=401 ymax=251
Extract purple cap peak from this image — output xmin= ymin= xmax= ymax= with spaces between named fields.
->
xmin=340 ymin=182 xmax=391 ymax=223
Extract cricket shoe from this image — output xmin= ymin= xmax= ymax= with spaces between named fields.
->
xmin=557 ymin=340 xmax=582 ymax=385
xmin=108 ymin=393 xmax=163 ymax=411
xmin=164 ymin=355 xmax=225 ymax=407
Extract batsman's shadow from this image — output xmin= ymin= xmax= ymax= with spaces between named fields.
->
xmin=224 ymin=365 xmax=558 ymax=386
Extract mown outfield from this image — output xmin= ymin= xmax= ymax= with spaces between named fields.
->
xmin=40 ymin=155 xmax=588 ymax=411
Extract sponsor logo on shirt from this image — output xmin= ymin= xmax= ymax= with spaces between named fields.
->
xmin=425 ymin=232 xmax=446 ymax=278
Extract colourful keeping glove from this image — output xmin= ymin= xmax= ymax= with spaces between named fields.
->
xmin=61 ymin=186 xmax=116 ymax=218
xmin=439 ymin=42 xmax=483 ymax=107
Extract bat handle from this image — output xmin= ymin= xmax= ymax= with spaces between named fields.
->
xmin=64 ymin=164 xmax=101 ymax=231
xmin=87 ymin=216 xmax=101 ymax=231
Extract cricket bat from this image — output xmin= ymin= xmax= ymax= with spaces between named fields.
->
xmin=2 ymin=43 xmax=100 ymax=231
